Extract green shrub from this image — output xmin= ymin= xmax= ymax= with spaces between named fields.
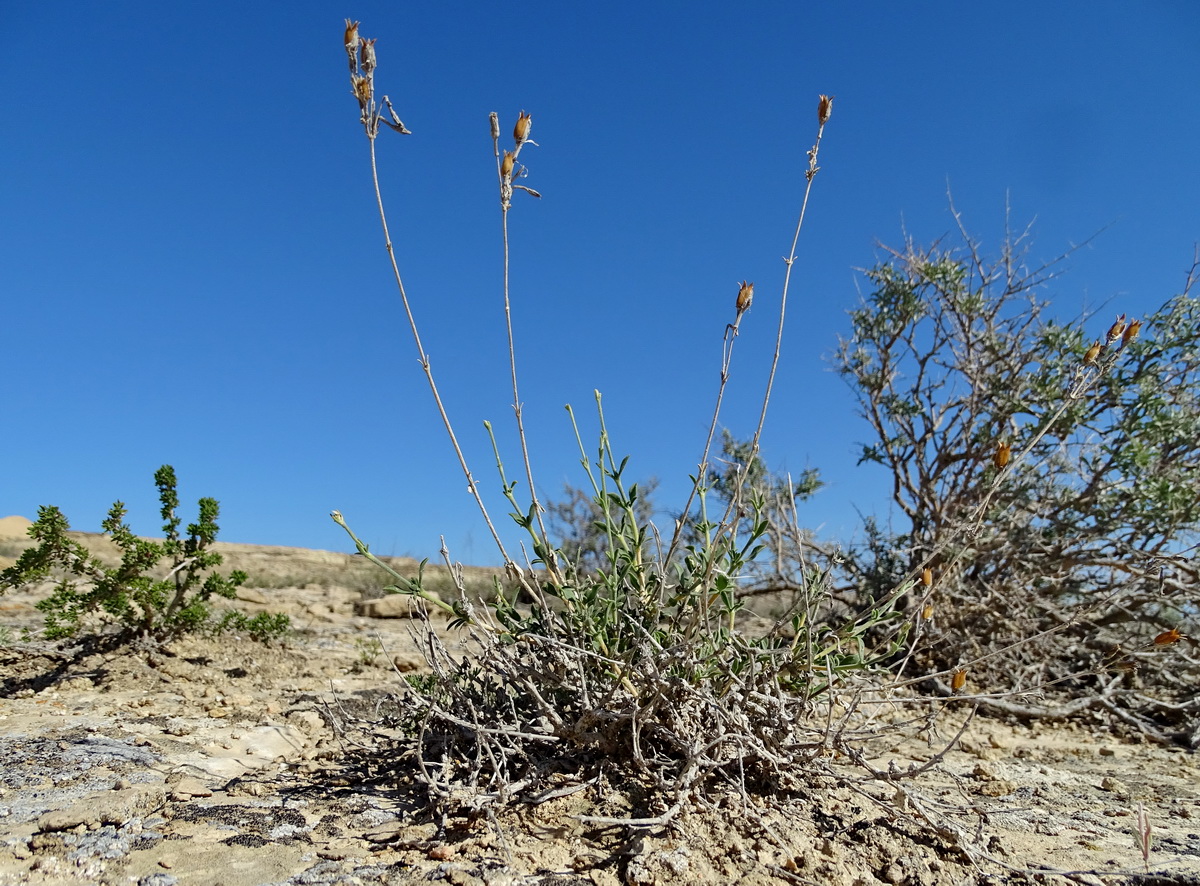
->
xmin=0 ymin=466 xmax=289 ymax=646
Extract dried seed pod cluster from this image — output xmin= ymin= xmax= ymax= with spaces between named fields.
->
xmin=494 ymin=110 xmax=541 ymax=210
xmin=1083 ymin=314 xmax=1141 ymax=367
xmin=919 ymin=568 xmax=935 ymax=620
xmin=1068 ymin=313 xmax=1143 ymax=401
xmin=345 ymin=20 xmax=410 ymax=138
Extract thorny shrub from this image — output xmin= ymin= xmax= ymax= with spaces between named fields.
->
xmin=834 ymin=230 xmax=1200 ymax=743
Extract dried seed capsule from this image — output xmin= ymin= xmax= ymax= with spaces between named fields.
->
xmin=501 ymin=150 xmax=516 ymax=179
xmin=922 ymin=567 xmax=933 ymax=588
xmin=490 ymin=112 xmax=500 ymax=141
xmin=1083 ymin=341 xmax=1102 ymax=364
xmin=818 ymin=94 xmax=833 ymax=125
xmin=1105 ymin=314 xmax=1127 ymax=344
xmin=359 ymin=37 xmax=377 ymax=76
xmin=992 ymin=441 xmax=1011 ymax=470
xmin=344 ymin=20 xmax=361 ymax=72
xmin=352 ymin=75 xmax=372 ymax=109
xmin=514 ymin=110 xmax=532 ymax=144
xmin=951 ymin=668 xmax=967 ymax=692
xmin=922 ymin=603 xmax=935 ymax=620
xmin=736 ymin=280 xmax=754 ymax=315
xmin=1122 ymin=319 xmax=1142 ymax=346
xmin=1154 ymin=628 xmax=1185 ymax=646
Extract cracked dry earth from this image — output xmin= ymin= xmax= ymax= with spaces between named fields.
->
xmin=1 ymin=534 xmax=1199 ymax=885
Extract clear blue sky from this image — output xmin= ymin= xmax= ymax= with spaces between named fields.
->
xmin=3 ymin=3 xmax=1198 ymax=563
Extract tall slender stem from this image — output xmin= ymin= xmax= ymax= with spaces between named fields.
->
xmin=366 ymin=136 xmax=518 ymax=573
xmin=665 ymin=320 xmax=744 ymax=564
xmin=750 ymin=122 xmax=827 ymax=457
xmin=690 ymin=114 xmax=830 ymax=592
xmin=501 ymin=207 xmax=559 ymax=578
xmin=494 ymin=117 xmax=561 ymax=582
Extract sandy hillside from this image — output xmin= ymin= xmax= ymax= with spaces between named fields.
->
xmin=0 ymin=518 xmax=1198 ymax=885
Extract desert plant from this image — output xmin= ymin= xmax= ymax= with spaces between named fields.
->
xmin=353 ymin=635 xmax=384 ymax=667
xmin=544 ymin=432 xmax=822 ymax=596
xmin=544 ymin=476 xmax=660 ymax=576
xmin=0 ymin=466 xmax=289 ymax=646
xmin=835 ymin=225 xmax=1200 ymax=738
xmin=685 ymin=430 xmax=825 ymax=599
xmin=333 ymin=22 xmax=922 ymax=827
xmin=1135 ymin=801 xmax=1153 ymax=873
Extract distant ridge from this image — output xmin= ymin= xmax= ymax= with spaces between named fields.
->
xmin=0 ymin=515 xmax=32 ymax=538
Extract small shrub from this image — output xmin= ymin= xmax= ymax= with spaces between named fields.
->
xmin=335 ymin=20 xmax=906 ymax=829
xmin=0 ymin=466 xmax=289 ymax=646
xmin=352 ymin=635 xmax=384 ymax=667
xmin=212 ymin=610 xmax=293 ymax=643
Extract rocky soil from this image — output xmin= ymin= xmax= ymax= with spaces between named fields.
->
xmin=1 ymin=519 xmax=1198 ymax=885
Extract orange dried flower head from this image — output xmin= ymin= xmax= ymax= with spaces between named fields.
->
xmin=1154 ymin=628 xmax=1185 ymax=646
xmin=1106 ymin=314 xmax=1127 ymax=344
xmin=1123 ymin=319 xmax=1142 ymax=346
xmin=501 ymin=150 xmax=516 ymax=179
xmin=344 ymin=20 xmax=362 ymax=73
xmin=818 ymin=94 xmax=833 ymax=125
xmin=993 ymin=441 xmax=1011 ymax=470
xmin=1083 ymin=341 xmax=1102 ymax=364
xmin=951 ymin=668 xmax=967 ymax=692
xmin=352 ymin=75 xmax=372 ymax=108
xmin=514 ymin=110 xmax=532 ymax=144
xmin=736 ymin=280 xmax=754 ymax=315
xmin=922 ymin=567 xmax=934 ymax=588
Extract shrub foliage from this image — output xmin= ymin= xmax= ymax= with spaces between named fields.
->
xmin=1 ymin=466 xmax=289 ymax=646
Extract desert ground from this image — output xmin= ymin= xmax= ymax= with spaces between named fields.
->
xmin=0 ymin=515 xmax=1197 ymax=886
